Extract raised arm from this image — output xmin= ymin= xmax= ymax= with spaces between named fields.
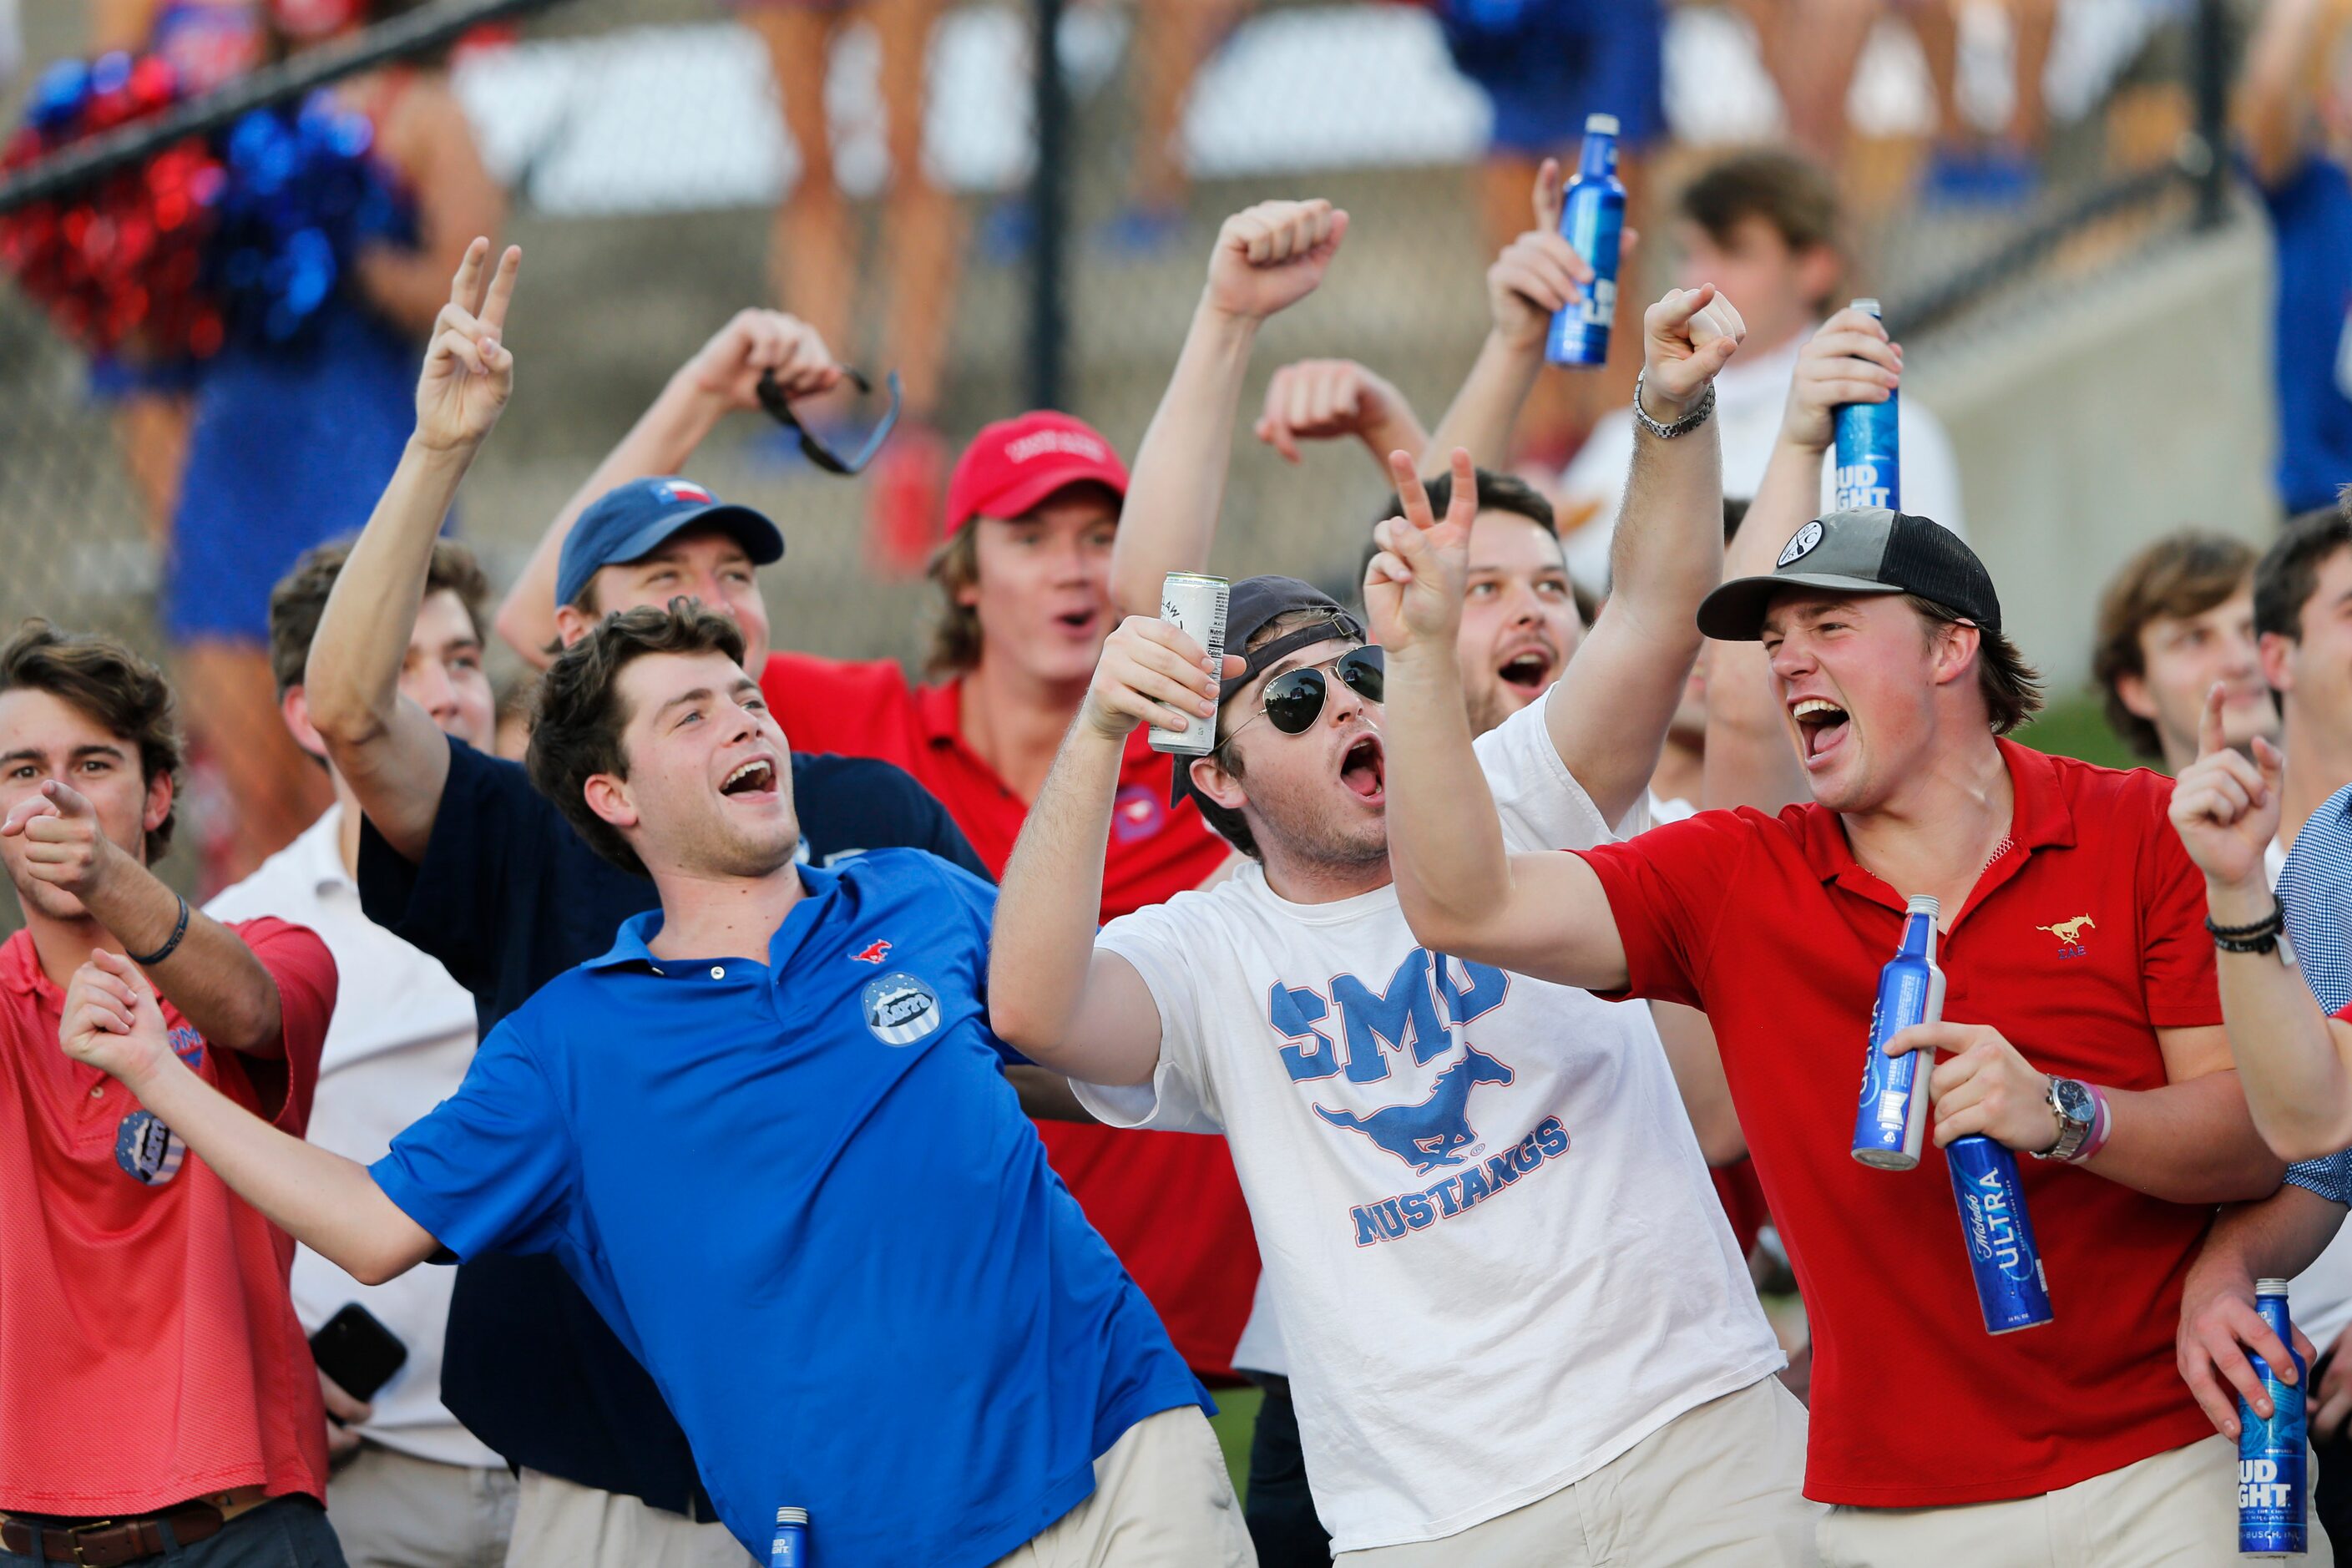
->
xmin=1371 ymin=449 xmax=1631 ymax=988
xmin=1703 ymin=309 xmax=1898 ymax=815
xmin=1107 ymin=200 xmax=1348 ymax=614
xmin=1253 ymin=358 xmax=1429 ymax=478
xmin=2173 ymin=686 xmax=2352 ymax=1159
xmin=989 ymin=618 xmax=1237 ymax=1083
xmin=306 ymin=240 xmax=518 ymax=862
xmin=1424 ymin=159 xmax=1596 ymax=469
xmin=1540 ymin=286 xmax=1745 ymax=826
xmin=62 ymin=950 xmax=438 ymax=1284
xmin=493 ymin=310 xmax=845 ymax=665
xmin=1 ymin=781 xmax=285 ymax=1054
xmin=2238 ymin=0 xmax=2336 ymax=189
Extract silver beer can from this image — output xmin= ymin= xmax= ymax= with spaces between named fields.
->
xmin=1149 ymin=572 xmax=1230 ymax=758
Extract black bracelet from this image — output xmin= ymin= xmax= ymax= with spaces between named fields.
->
xmin=2207 ymin=898 xmax=2285 ymax=953
xmin=126 ymin=893 xmax=190 ymax=967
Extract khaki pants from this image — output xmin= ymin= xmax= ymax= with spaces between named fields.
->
xmin=328 ymin=1443 xmax=518 ymax=1568
xmin=989 ymin=1406 xmax=1256 ymax=1568
xmin=503 ymin=1470 xmax=751 ymax=1568
xmin=1338 ymin=1377 xmax=1822 ymax=1566
xmin=1817 ymin=1434 xmax=2335 ymax=1567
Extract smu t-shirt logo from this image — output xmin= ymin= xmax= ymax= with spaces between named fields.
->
xmin=1315 ymin=1046 xmax=1514 ymax=1173
xmin=862 ymin=972 xmax=942 ymax=1045
xmin=166 ymin=1024 xmax=205 ymax=1069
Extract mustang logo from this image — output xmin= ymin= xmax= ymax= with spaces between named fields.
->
xmin=2036 ymin=914 xmax=2095 ymax=956
xmin=1313 ymin=1045 xmax=1516 ymax=1174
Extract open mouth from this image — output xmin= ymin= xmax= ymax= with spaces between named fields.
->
xmin=1055 ymin=609 xmax=1101 ymax=636
xmin=1496 ymin=650 xmax=1554 ymax=692
xmin=1340 ymin=735 xmax=1386 ymax=801
xmin=720 ymin=758 xmax=777 ymax=797
xmin=1791 ymin=696 xmax=1851 ymax=766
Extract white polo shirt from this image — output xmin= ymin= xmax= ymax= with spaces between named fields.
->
xmin=206 ymin=805 xmax=501 ymax=1469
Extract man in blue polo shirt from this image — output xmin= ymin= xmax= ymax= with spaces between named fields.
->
xmin=59 ymin=600 xmax=1244 ymax=1568
xmin=302 ymin=242 xmax=992 ymax=1559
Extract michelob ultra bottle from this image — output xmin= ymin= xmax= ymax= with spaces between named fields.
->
xmin=1833 ymin=297 xmax=1899 ymax=510
xmin=2240 ymin=1279 xmax=2309 ymax=1556
xmin=1945 ymin=1135 xmax=2054 ymax=1334
xmin=1545 ymin=114 xmax=1626 ymax=368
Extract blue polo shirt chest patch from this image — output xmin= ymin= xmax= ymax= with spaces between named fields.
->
xmin=861 ymin=971 xmax=941 ymax=1045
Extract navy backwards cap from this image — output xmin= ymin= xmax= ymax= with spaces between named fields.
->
xmin=554 ymin=477 xmax=787 ymax=609
xmin=1170 ymin=575 xmax=1365 ymax=811
xmin=1696 ymin=508 xmax=1998 ymax=641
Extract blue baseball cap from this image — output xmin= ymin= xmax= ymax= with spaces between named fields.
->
xmin=555 ymin=477 xmax=786 ymax=609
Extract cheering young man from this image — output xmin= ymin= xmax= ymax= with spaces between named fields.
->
xmin=60 ymin=603 xmax=1242 ymax=1568
xmin=1376 ymin=316 xmax=2289 ymax=1564
xmin=0 ymin=624 xmax=341 ymax=1565
xmin=304 ymin=241 xmax=987 ymax=1567
xmin=990 ymin=285 xmax=1822 ymax=1565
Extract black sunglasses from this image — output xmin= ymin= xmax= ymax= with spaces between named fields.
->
xmin=1219 ymin=647 xmax=1385 ymax=749
xmin=756 ymin=366 xmax=903 ymax=476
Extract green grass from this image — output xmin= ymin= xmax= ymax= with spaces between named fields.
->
xmin=2013 ymin=689 xmax=2142 ymax=771
xmin=1206 ymin=1383 xmax=1263 ymax=1503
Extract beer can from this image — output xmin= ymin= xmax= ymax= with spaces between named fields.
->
xmin=1832 ymin=298 xmax=1899 ymax=511
xmin=2240 ymin=1280 xmax=2309 ymax=1556
xmin=1853 ymin=894 xmax=1945 ymax=1171
xmin=1150 ymin=572 xmax=1229 ymax=758
xmin=1946 ymin=1136 xmax=2054 ymax=1334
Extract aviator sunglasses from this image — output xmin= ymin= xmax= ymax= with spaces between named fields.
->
xmin=756 ymin=366 xmax=903 ymax=475
xmin=1217 ymin=647 xmax=1386 ymax=750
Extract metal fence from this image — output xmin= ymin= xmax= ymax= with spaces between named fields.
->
xmin=0 ymin=0 xmax=2246 ymax=896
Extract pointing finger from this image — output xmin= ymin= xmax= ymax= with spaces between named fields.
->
xmin=2198 ymin=683 xmax=2227 ymax=761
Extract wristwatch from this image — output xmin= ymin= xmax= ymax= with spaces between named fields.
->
xmin=2034 ymin=1076 xmax=2097 ymax=1162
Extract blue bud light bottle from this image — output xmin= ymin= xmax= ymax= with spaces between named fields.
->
xmin=1946 ymin=1136 xmax=2053 ymax=1334
xmin=1832 ymin=298 xmax=1899 ymax=511
xmin=2240 ymin=1279 xmax=2309 ymax=1556
xmin=1853 ymin=894 xmax=1945 ymax=1170
xmin=1545 ymin=114 xmax=1626 ymax=368
xmin=770 ymin=1507 xmax=808 ymax=1568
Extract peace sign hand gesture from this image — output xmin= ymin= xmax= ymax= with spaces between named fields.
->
xmin=415 ymin=238 xmax=521 ymax=453
xmin=2168 ymin=683 xmax=2285 ymax=893
xmin=1363 ymin=447 xmax=1477 ymax=656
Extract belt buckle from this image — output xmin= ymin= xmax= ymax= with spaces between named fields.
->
xmin=64 ymin=1520 xmax=118 ymax=1568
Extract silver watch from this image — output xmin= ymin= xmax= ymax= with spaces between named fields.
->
xmin=1630 ymin=371 xmax=1716 ymax=439
xmin=2032 ymin=1076 xmax=2096 ymax=1162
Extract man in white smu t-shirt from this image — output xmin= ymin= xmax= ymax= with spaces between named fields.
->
xmin=990 ymin=289 xmax=1815 ymax=1564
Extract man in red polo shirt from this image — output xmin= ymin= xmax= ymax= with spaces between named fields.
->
xmin=0 ymin=622 xmax=340 ymax=1567
xmin=1373 ymin=430 xmax=2287 ymax=1555
xmin=486 ymin=201 xmax=1353 ymax=1379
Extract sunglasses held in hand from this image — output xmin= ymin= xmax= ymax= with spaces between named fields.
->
xmin=757 ymin=366 xmax=903 ymax=476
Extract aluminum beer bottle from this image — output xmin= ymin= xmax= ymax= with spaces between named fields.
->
xmin=1852 ymin=894 xmax=1945 ymax=1170
xmin=2240 ymin=1279 xmax=2309 ymax=1556
xmin=770 ymin=1508 xmax=808 ymax=1568
xmin=1545 ymin=114 xmax=1626 ymax=368
xmin=1832 ymin=297 xmax=1899 ymax=510
xmin=1946 ymin=1136 xmax=2053 ymax=1333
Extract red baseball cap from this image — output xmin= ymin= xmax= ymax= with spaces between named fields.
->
xmin=945 ymin=412 xmax=1129 ymax=534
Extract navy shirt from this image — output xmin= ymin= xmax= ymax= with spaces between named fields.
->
xmin=372 ymin=851 xmax=1205 ymax=1566
xmin=2260 ymin=154 xmax=2352 ymax=515
xmin=356 ymin=736 xmax=989 ymax=1511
